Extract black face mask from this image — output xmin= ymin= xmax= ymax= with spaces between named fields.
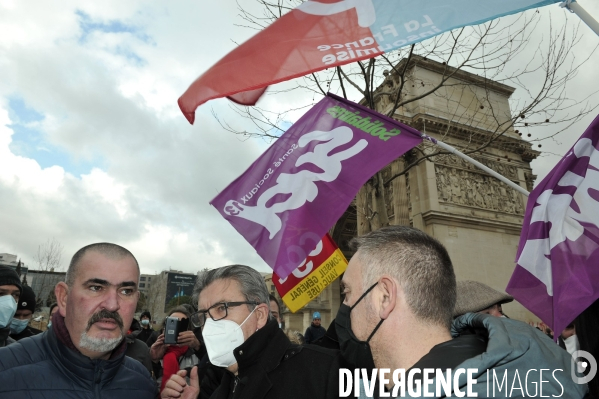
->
xmin=335 ymin=282 xmax=384 ymax=370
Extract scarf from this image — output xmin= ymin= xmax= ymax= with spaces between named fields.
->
xmin=160 ymin=345 xmax=189 ymax=393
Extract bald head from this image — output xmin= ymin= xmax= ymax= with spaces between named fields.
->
xmin=66 ymin=243 xmax=139 ymax=287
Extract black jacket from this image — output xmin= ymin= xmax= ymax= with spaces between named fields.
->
xmin=210 ymin=319 xmax=341 ymax=399
xmin=144 ymin=329 xmax=161 ymax=347
xmin=134 ymin=326 xmax=157 ymax=345
xmin=10 ymin=325 xmax=43 ymax=341
xmin=304 ymin=322 xmax=327 ymax=344
xmin=125 ymin=335 xmax=154 ymax=376
xmin=0 ymin=325 xmax=15 ymax=347
xmin=312 ymin=321 xmax=340 ymax=350
xmin=0 ymin=321 xmax=157 ymax=398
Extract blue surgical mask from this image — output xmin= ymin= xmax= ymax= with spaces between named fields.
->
xmin=47 ymin=321 xmax=52 ymax=328
xmin=10 ymin=318 xmax=29 ymax=334
xmin=141 ymin=319 xmax=150 ymax=326
xmin=0 ymin=295 xmax=17 ymax=328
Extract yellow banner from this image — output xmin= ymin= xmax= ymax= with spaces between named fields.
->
xmin=281 ymin=248 xmax=348 ymax=313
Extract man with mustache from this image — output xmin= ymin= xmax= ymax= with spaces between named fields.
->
xmin=0 ymin=243 xmax=158 ymax=399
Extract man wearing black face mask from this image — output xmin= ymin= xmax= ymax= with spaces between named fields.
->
xmin=338 ymin=226 xmax=586 ymax=398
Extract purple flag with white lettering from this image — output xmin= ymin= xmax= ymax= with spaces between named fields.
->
xmin=210 ymin=93 xmax=422 ymax=278
xmin=507 ymin=115 xmax=599 ymax=335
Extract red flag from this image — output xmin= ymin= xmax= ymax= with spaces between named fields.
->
xmin=273 ymin=234 xmax=347 ymax=313
xmin=178 ymin=7 xmax=375 ymax=124
xmin=178 ymin=0 xmax=561 ymax=124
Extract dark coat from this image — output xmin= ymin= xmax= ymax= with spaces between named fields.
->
xmin=0 ymin=325 xmax=15 ymax=347
xmin=134 ymin=326 xmax=157 ymax=345
xmin=0 ymin=322 xmax=157 ymax=398
xmin=210 ymin=319 xmax=341 ymax=399
xmin=312 ymin=321 xmax=340 ymax=350
xmin=10 ymin=325 xmax=43 ymax=341
xmin=144 ymin=329 xmax=161 ymax=347
xmin=198 ymin=355 xmax=225 ymax=399
xmin=304 ymin=322 xmax=327 ymax=344
xmin=125 ymin=335 xmax=154 ymax=376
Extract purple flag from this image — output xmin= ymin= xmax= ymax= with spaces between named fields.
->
xmin=210 ymin=93 xmax=422 ymax=278
xmin=507 ymin=114 xmax=599 ymax=335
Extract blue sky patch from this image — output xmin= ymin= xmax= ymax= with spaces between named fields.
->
xmin=76 ymin=10 xmax=151 ymax=65
xmin=264 ymin=120 xmax=292 ymax=139
xmin=76 ymin=10 xmax=152 ymax=43
xmin=7 ymin=96 xmax=104 ymax=177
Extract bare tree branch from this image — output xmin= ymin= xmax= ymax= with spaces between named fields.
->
xmin=214 ymin=2 xmax=599 ymax=229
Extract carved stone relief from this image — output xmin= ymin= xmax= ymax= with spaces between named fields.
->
xmin=435 ymin=165 xmax=524 ymax=215
xmin=379 ymin=166 xmax=394 ymax=218
xmin=433 ymin=153 xmax=519 ymax=181
xmin=524 ymin=171 xmax=536 ymax=192
xmin=406 ymin=172 xmax=411 ymax=213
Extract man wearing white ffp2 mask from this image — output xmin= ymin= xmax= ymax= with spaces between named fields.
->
xmin=161 ymin=265 xmax=341 ymax=399
xmin=202 ymin=306 xmax=257 ymax=367
xmin=0 ymin=266 xmax=22 ymax=347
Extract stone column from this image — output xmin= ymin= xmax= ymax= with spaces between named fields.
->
xmin=374 ymin=172 xmax=390 ymax=228
xmin=356 ymin=185 xmax=371 ymax=236
xmin=392 ymin=158 xmax=410 ymax=225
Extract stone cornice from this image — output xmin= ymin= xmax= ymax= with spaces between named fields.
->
xmin=393 ymin=113 xmax=540 ymax=162
xmin=419 ymin=210 xmax=523 ymax=235
xmin=405 ymin=55 xmax=516 ymax=97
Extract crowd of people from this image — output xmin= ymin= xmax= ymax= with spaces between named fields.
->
xmin=0 ymin=226 xmax=597 ymax=398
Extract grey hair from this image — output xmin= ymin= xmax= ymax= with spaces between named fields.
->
xmin=79 ymin=332 xmax=123 ymax=353
xmin=193 ymin=265 xmax=270 ymax=315
xmin=66 ymin=243 xmax=139 ymax=287
xmin=350 ymin=226 xmax=456 ymax=330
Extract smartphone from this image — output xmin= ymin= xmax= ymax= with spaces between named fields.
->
xmin=164 ymin=317 xmax=189 ymax=344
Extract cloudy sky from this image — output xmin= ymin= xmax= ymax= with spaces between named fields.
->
xmin=1 ymin=1 xmax=598 ymax=276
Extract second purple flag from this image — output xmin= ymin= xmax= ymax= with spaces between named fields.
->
xmin=210 ymin=93 xmax=423 ymax=278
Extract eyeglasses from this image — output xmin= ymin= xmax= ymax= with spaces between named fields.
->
xmin=190 ymin=301 xmax=258 ymax=328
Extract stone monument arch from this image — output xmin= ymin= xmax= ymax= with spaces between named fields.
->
xmin=329 ymin=55 xmax=539 ymax=322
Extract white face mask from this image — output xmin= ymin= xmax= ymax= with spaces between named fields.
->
xmin=202 ymin=307 xmax=256 ymax=368
xmin=564 ymin=334 xmax=580 ymax=356
xmin=0 ymin=295 xmax=17 ymax=329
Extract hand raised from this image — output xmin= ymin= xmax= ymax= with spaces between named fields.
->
xmin=160 ymin=367 xmax=200 ymax=399
xmin=150 ymin=333 xmax=167 ymax=362
xmin=177 ymin=331 xmax=201 ymax=351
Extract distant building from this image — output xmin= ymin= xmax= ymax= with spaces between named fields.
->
xmin=1 ymin=253 xmax=64 ymax=309
xmin=0 ymin=253 xmax=28 ymax=274
xmin=27 ymin=270 xmax=66 ymax=307
xmin=138 ymin=274 xmax=155 ymax=296
xmin=329 ymin=55 xmax=539 ymax=322
xmin=141 ymin=270 xmax=197 ymax=324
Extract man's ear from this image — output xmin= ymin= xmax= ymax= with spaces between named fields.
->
xmin=55 ymin=282 xmax=69 ymax=318
xmin=378 ymin=275 xmax=397 ymax=320
xmin=255 ymin=303 xmax=270 ymax=329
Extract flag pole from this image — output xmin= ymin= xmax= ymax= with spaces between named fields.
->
xmin=561 ymin=0 xmax=599 ymax=36
xmin=421 ymin=134 xmax=530 ymax=197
